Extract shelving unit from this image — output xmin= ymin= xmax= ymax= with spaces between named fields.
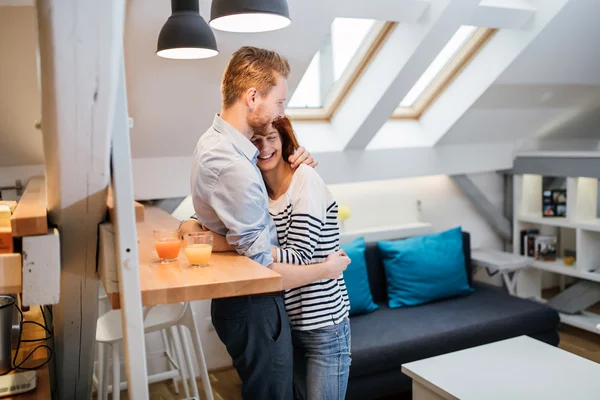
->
xmin=558 ymin=311 xmax=600 ymax=333
xmin=0 ymin=177 xmax=61 ymax=306
xmin=536 ymin=298 xmax=600 ymax=334
xmin=518 ymin=214 xmax=570 ymax=228
xmin=0 ymin=177 xmax=57 ymax=399
xmin=527 ymin=258 xmax=600 ymax=283
xmin=513 ymin=172 xmax=600 ymax=334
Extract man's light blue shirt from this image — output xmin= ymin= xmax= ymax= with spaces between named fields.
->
xmin=190 ymin=115 xmax=276 ymax=267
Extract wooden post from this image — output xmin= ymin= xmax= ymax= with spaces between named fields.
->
xmin=35 ymin=0 xmax=127 ymax=398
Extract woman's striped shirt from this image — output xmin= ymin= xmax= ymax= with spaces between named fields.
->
xmin=269 ymin=164 xmax=350 ymax=331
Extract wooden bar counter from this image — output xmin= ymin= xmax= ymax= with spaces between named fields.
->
xmin=100 ymin=206 xmax=282 ymax=309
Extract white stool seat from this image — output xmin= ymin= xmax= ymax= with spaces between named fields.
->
xmin=96 ymin=303 xmax=185 ymax=343
xmin=95 ymin=302 xmax=213 ymax=400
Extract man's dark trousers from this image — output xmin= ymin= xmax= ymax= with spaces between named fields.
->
xmin=212 ymin=293 xmax=293 ymax=399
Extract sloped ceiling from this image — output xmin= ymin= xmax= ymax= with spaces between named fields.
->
xmin=1 ymin=0 xmax=598 ymax=198
xmin=438 ymin=0 xmax=600 ymax=145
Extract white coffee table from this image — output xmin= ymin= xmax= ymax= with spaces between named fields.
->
xmin=402 ymin=336 xmax=600 ymax=400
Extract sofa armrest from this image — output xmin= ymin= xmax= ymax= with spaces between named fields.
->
xmin=462 ymin=231 xmax=474 ymax=286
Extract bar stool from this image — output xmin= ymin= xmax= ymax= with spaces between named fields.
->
xmin=95 ymin=302 xmax=213 ymax=400
xmin=93 ymin=288 xmax=183 ymax=397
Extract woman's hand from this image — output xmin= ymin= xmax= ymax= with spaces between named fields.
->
xmin=289 ymin=146 xmax=318 ymax=169
xmin=323 ymin=250 xmax=351 ymax=279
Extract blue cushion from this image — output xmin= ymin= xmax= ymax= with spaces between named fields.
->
xmin=377 ymin=227 xmax=473 ymax=308
xmin=341 ymin=237 xmax=379 ymax=316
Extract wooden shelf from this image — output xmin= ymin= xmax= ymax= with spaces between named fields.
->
xmin=0 ymin=230 xmax=61 ymax=305
xmin=575 ymin=219 xmax=600 ymax=232
xmin=100 ymin=206 xmax=282 ymax=309
xmin=560 ymin=311 xmax=600 ymax=334
xmin=528 ymin=257 xmax=600 ymax=283
xmin=518 ymin=215 xmax=600 ymax=233
xmin=536 ymin=298 xmax=600 ymax=334
xmin=10 ymin=177 xmax=48 ymax=237
xmin=518 ymin=215 xmax=572 ymax=228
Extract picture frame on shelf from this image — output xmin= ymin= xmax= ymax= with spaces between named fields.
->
xmin=542 ymin=189 xmax=566 ymax=217
xmin=534 ymin=235 xmax=557 ymax=261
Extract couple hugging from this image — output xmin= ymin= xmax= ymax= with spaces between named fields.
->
xmin=180 ymin=46 xmax=353 ymax=400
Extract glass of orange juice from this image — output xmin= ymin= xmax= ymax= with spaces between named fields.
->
xmin=153 ymin=229 xmax=182 ymax=263
xmin=184 ymin=232 xmax=213 ymax=267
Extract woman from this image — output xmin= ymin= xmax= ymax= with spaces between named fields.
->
xmin=250 ymin=116 xmax=351 ymax=400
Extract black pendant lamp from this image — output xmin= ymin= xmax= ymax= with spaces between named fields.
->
xmin=209 ymin=0 xmax=291 ymax=33
xmin=156 ymin=0 xmax=219 ymax=59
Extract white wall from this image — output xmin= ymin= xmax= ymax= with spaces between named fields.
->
xmin=328 ymin=173 xmax=503 ymax=249
xmin=152 ymin=172 xmax=506 ymax=375
xmin=0 ymin=6 xmax=43 ymax=167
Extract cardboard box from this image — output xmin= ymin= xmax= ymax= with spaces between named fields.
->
xmin=0 ymin=228 xmax=13 ymax=254
xmin=0 ymin=205 xmax=10 ymax=229
xmin=0 ymin=201 xmax=17 ymax=214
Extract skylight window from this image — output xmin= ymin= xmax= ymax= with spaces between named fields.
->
xmin=288 ymin=53 xmax=321 ymax=108
xmin=400 ymin=26 xmax=477 ymax=108
xmin=393 ymin=26 xmax=495 ymax=119
xmin=286 ymin=18 xmax=394 ymax=119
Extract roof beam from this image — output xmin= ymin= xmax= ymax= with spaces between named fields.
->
xmin=366 ymin=0 xmax=571 ymax=151
xmin=425 ymin=0 xmax=570 ymax=146
xmin=337 ymin=0 xmax=481 ymax=150
xmin=451 ymin=174 xmax=512 ymax=241
xmin=335 ymin=0 xmax=430 ymax=23
xmin=466 ymin=0 xmax=535 ymax=30
xmin=115 ymin=141 xmax=514 ymax=200
xmin=314 ymin=142 xmax=516 ymax=185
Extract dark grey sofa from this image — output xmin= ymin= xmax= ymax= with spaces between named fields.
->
xmin=346 ymin=231 xmax=560 ymax=400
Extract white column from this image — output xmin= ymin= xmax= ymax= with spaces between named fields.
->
xmin=110 ymin=60 xmax=149 ymax=398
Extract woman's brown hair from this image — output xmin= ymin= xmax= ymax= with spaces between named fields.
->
xmin=271 ymin=116 xmax=300 ymax=163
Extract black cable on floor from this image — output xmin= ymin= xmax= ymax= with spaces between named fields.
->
xmin=0 ymin=305 xmax=54 ymax=376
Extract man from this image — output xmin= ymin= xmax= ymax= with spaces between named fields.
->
xmin=185 ymin=46 xmax=350 ymax=400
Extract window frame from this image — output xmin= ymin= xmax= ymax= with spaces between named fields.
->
xmin=392 ymin=27 xmax=497 ymax=120
xmin=286 ymin=20 xmax=397 ymax=122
